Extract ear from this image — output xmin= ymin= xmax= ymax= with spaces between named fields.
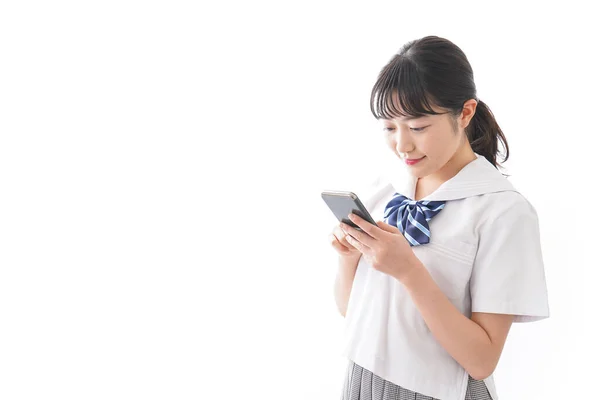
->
xmin=461 ymin=98 xmax=478 ymax=129
xmin=377 ymin=220 xmax=398 ymax=233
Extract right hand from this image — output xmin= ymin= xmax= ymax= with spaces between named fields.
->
xmin=329 ymin=223 xmax=362 ymax=258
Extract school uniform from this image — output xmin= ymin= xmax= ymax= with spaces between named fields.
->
xmin=339 ymin=153 xmax=550 ymax=400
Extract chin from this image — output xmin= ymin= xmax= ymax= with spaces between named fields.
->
xmin=403 ymin=165 xmax=425 ymax=177
xmin=407 ymin=163 xmax=435 ymax=178
xmin=412 ymin=171 xmax=428 ymax=178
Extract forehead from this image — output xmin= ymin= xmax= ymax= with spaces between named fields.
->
xmin=382 ymin=114 xmax=431 ymax=123
xmin=381 ymin=92 xmax=445 ymax=121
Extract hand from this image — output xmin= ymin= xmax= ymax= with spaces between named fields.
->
xmin=329 ymin=223 xmax=362 ymax=259
xmin=339 ymin=213 xmax=422 ymax=282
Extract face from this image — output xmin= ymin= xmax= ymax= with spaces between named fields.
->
xmin=381 ymin=100 xmax=477 ymax=180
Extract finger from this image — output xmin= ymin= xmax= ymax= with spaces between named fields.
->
xmin=376 ymin=220 xmax=399 ymax=233
xmin=332 ymin=226 xmax=348 ymax=241
xmin=341 ymin=222 xmax=374 ymax=250
xmin=330 ymin=232 xmax=353 ymax=252
xmin=330 ymin=236 xmax=350 ymax=254
xmin=344 ymin=232 xmax=366 ymax=253
xmin=339 ymin=234 xmax=353 ymax=248
xmin=347 ymin=213 xmax=384 ymax=241
xmin=333 ymin=228 xmax=354 ymax=248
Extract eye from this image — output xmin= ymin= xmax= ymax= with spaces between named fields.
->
xmin=410 ymin=126 xmax=428 ymax=132
xmin=383 ymin=127 xmax=395 ymax=132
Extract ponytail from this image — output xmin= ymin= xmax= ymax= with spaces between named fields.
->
xmin=466 ymin=100 xmax=509 ymax=172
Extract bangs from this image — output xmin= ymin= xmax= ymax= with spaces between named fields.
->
xmin=370 ymin=56 xmax=444 ymax=120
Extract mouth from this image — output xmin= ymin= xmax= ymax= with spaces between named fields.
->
xmin=404 ymin=156 xmax=425 ymax=166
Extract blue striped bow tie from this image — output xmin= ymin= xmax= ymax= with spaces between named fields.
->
xmin=383 ymin=194 xmax=446 ymax=246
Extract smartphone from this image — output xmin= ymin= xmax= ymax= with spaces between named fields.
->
xmin=321 ymin=190 xmax=377 ymax=231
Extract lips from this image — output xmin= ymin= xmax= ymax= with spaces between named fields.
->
xmin=404 ymin=156 xmax=425 ymax=165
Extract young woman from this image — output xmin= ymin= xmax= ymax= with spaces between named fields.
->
xmin=330 ymin=36 xmax=550 ymax=400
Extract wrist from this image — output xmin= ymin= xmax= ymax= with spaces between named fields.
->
xmin=339 ymin=253 xmax=361 ymax=267
xmin=396 ymin=258 xmax=428 ymax=288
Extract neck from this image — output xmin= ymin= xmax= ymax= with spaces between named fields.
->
xmin=433 ymin=142 xmax=477 ymax=179
xmin=414 ymin=145 xmax=477 ymax=200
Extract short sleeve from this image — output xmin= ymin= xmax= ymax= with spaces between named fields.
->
xmin=470 ymin=199 xmax=550 ymax=323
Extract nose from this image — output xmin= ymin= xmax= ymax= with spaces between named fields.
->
xmin=395 ymin=128 xmax=414 ymax=155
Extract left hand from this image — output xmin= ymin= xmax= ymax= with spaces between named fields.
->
xmin=340 ymin=213 xmax=422 ymax=282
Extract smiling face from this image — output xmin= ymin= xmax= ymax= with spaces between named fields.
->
xmin=381 ymin=97 xmax=478 ymax=182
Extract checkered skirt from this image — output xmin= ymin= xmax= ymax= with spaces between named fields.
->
xmin=340 ymin=360 xmax=492 ymax=400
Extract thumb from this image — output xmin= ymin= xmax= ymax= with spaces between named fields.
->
xmin=377 ymin=220 xmax=399 ymax=233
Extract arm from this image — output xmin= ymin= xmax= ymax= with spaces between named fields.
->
xmin=400 ymin=263 xmax=513 ymax=380
xmin=338 ymin=213 xmax=515 ymax=378
xmin=333 ymin=254 xmax=361 ymax=317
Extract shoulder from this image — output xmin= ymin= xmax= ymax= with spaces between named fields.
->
xmin=482 ymin=190 xmax=536 ymax=212
xmin=476 ymin=190 xmax=539 ymax=232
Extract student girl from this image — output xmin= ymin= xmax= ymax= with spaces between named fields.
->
xmin=330 ymin=36 xmax=550 ymax=400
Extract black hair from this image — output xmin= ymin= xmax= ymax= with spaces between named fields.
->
xmin=370 ymin=36 xmax=509 ymax=170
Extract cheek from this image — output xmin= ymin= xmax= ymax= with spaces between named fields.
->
xmin=384 ymin=136 xmax=395 ymax=149
xmin=422 ymin=130 xmax=454 ymax=152
xmin=414 ymin=136 xmax=436 ymax=153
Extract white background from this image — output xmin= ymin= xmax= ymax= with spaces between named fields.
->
xmin=1 ymin=1 xmax=598 ymax=399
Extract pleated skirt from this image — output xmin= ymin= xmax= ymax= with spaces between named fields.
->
xmin=340 ymin=360 xmax=492 ymax=400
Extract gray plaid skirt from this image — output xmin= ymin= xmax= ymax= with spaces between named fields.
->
xmin=340 ymin=360 xmax=492 ymax=400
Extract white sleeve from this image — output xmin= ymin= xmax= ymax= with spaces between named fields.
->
xmin=470 ymin=199 xmax=550 ymax=323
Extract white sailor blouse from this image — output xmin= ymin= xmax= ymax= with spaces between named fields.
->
xmin=340 ymin=153 xmax=550 ymax=400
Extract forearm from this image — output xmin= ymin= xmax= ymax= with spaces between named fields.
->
xmin=333 ymin=255 xmax=361 ymax=317
xmin=399 ymin=263 xmax=496 ymax=380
